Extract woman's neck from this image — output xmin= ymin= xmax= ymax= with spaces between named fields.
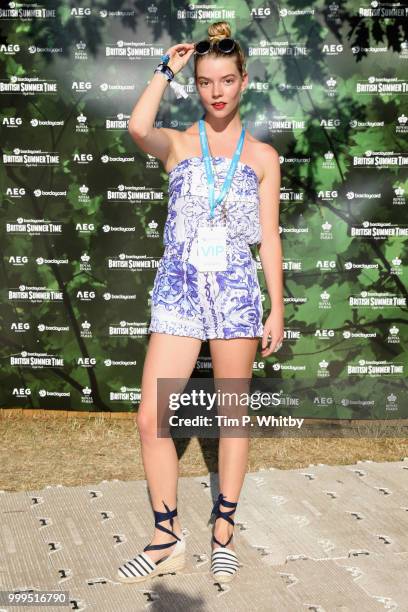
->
xmin=202 ymin=107 xmax=242 ymax=136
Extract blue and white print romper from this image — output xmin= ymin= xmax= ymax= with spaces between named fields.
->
xmin=148 ymin=155 xmax=264 ymax=340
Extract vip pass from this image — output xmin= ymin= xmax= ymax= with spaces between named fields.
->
xmin=196 ymin=225 xmax=227 ymax=271
xmin=154 ymin=53 xmax=188 ymax=99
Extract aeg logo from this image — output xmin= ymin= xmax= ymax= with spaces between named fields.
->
xmin=12 ymin=388 xmax=32 ymax=396
xmin=2 ymin=117 xmax=23 ymax=127
xmin=11 ymin=322 xmax=30 ymax=331
xmin=6 ymin=187 xmax=26 ymax=196
xmin=71 ymin=8 xmax=92 ymax=16
xmin=250 ymin=7 xmax=272 ymax=17
xmin=72 ymin=81 xmax=92 ymax=91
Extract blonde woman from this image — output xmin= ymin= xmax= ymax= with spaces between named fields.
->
xmin=117 ymin=20 xmax=283 ymax=584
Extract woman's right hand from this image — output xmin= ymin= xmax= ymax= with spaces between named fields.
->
xmin=164 ymin=43 xmax=195 ymax=76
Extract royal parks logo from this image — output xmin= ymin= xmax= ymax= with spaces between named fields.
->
xmin=386 ymin=325 xmax=400 ymax=344
xmin=76 ymin=112 xmax=88 ymax=132
xmin=323 ymin=76 xmax=338 ymax=97
xmin=74 ymin=40 xmax=88 ymax=60
xmin=146 ymin=219 xmax=160 ymax=238
xmin=80 ymin=320 xmax=92 ymax=338
xmin=320 ymin=221 xmax=333 ymax=240
xmin=318 ymin=291 xmax=331 ymax=309
xmin=396 ymin=114 xmax=408 ymax=134
xmin=321 ymin=150 xmax=336 ymax=169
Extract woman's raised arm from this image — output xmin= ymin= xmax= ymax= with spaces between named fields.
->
xmin=128 ymin=43 xmax=195 ymax=164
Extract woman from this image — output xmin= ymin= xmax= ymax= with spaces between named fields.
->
xmin=117 ymin=20 xmax=283 ymax=584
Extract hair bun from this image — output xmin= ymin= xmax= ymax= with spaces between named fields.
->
xmin=207 ymin=20 xmax=231 ymax=40
xmin=194 ymin=20 xmax=246 ymax=78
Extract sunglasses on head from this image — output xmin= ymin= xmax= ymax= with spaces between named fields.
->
xmin=194 ymin=37 xmax=236 ymax=55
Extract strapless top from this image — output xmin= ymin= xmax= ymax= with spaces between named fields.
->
xmin=162 ymin=155 xmax=262 ymax=258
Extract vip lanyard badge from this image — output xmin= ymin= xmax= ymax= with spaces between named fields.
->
xmin=195 ymin=116 xmax=246 ymax=271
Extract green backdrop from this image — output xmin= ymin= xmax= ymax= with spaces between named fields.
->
xmin=1 ymin=1 xmax=407 ymax=418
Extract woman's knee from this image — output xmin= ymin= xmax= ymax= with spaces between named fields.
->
xmin=135 ymin=404 xmax=158 ymax=439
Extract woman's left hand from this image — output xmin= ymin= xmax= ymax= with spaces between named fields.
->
xmin=260 ymin=310 xmax=284 ymax=357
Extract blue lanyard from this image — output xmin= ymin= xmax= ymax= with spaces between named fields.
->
xmin=199 ymin=115 xmax=246 ymax=219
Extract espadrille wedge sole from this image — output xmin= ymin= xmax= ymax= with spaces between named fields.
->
xmin=117 ymin=500 xmax=185 ymax=583
xmin=209 ymin=492 xmax=240 ymax=581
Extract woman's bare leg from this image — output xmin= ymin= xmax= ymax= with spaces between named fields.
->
xmin=208 ymin=337 xmax=259 ymax=551
xmin=136 ymin=331 xmax=202 ymax=562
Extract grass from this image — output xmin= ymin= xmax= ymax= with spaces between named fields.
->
xmin=1 ymin=412 xmax=407 ymax=492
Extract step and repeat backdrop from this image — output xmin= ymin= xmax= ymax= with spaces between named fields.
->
xmin=1 ymin=2 xmax=407 ymax=418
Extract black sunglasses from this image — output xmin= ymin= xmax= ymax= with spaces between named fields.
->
xmin=194 ymin=38 xmax=236 ymax=55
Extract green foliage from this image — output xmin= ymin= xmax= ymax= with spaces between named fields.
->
xmin=1 ymin=2 xmax=407 ymax=419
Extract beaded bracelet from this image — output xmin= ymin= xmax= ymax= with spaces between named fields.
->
xmin=154 ymin=63 xmax=174 ymax=82
xmin=153 ymin=60 xmax=188 ymax=99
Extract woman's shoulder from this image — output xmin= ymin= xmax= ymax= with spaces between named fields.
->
xmin=247 ymin=130 xmax=279 ymax=157
xmin=246 ymin=132 xmax=279 ymax=182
